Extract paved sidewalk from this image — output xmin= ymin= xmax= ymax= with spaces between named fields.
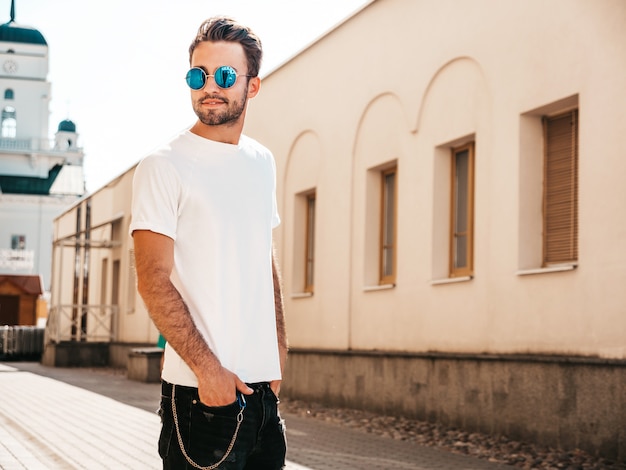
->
xmin=0 ymin=362 xmax=512 ymax=469
xmin=0 ymin=363 xmax=161 ymax=469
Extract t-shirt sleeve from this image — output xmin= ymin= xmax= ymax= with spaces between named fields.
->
xmin=129 ymin=155 xmax=181 ymax=240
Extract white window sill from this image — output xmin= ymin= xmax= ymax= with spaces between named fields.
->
xmin=363 ymin=284 xmax=395 ymax=292
xmin=291 ymin=292 xmax=313 ymax=299
xmin=516 ymin=264 xmax=577 ymax=276
xmin=431 ymin=276 xmax=472 ymax=285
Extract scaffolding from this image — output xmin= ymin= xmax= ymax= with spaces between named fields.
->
xmin=47 ymin=208 xmax=123 ymax=344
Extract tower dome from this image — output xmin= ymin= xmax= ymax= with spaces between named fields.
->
xmin=58 ymin=119 xmax=76 ymax=133
xmin=0 ymin=0 xmax=47 ymax=46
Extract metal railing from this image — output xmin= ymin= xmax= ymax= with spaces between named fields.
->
xmin=45 ymin=304 xmax=118 ymax=343
xmin=0 ymin=325 xmax=45 ymax=358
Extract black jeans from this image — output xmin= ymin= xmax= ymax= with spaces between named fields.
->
xmin=158 ymin=381 xmax=286 ymax=470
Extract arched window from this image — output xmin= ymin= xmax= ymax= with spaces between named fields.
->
xmin=4 ymin=89 xmax=14 ymax=100
xmin=1 ymin=106 xmax=17 ymax=138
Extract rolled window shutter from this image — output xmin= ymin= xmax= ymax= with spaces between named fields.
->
xmin=543 ymin=110 xmax=578 ymax=265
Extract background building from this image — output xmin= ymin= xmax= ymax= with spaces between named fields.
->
xmin=48 ymin=0 xmax=625 ymax=461
xmin=0 ymin=1 xmax=85 ymax=326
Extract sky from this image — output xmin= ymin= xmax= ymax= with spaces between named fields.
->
xmin=8 ymin=0 xmax=370 ymax=192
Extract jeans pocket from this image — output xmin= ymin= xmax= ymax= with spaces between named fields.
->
xmin=186 ymin=399 xmax=242 ymax=465
xmin=196 ymin=399 xmax=240 ymax=415
xmin=267 ymin=386 xmax=280 ymax=405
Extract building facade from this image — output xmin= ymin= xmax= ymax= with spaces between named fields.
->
xmin=46 ymin=170 xmax=147 ymax=367
xmin=242 ymin=0 xmax=626 ymax=460
xmin=0 ymin=1 xmax=85 ymax=326
xmin=48 ymin=0 xmax=625 ymax=460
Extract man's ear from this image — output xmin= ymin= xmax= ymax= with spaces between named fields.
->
xmin=247 ymin=76 xmax=261 ymax=98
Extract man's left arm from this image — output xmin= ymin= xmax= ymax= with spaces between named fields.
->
xmin=270 ymin=252 xmax=288 ymax=397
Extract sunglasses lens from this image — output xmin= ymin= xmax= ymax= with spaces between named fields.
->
xmin=214 ymin=66 xmax=237 ymax=88
xmin=186 ymin=68 xmax=205 ymax=90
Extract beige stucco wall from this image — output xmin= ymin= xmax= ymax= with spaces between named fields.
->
xmin=243 ymin=0 xmax=626 ymax=359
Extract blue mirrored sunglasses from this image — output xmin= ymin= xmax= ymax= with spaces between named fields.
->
xmin=185 ymin=66 xmax=251 ymax=90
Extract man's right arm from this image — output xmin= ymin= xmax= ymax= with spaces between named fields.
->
xmin=132 ymin=229 xmax=251 ymax=405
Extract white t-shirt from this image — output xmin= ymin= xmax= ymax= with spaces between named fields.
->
xmin=130 ymin=129 xmax=281 ymax=386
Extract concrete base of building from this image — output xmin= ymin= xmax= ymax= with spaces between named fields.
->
xmin=40 ymin=341 xmax=156 ymax=369
xmin=41 ymin=341 xmax=109 ymax=367
xmin=282 ymin=349 xmax=626 ymax=463
xmin=127 ymin=347 xmax=163 ymax=383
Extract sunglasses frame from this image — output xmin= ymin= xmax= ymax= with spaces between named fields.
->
xmin=185 ymin=66 xmax=252 ymax=90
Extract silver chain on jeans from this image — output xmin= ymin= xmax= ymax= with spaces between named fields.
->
xmin=171 ymin=384 xmax=245 ymax=470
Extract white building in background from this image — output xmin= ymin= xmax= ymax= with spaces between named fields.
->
xmin=48 ymin=0 xmax=625 ymax=462
xmin=0 ymin=0 xmax=85 ymax=325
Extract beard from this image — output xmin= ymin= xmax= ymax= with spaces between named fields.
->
xmin=193 ymin=88 xmax=248 ymax=127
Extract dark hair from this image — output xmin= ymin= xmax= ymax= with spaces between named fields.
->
xmin=189 ymin=16 xmax=263 ymax=77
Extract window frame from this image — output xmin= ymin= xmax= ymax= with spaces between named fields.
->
xmin=379 ymin=166 xmax=398 ymax=285
xmin=449 ymin=142 xmax=475 ymax=277
xmin=1 ymin=105 xmax=16 ymax=138
xmin=11 ymin=234 xmax=26 ymax=250
xmin=304 ymin=191 xmax=316 ymax=293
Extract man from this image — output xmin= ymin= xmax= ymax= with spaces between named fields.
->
xmin=130 ymin=16 xmax=288 ymax=470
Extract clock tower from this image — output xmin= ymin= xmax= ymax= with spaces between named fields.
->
xmin=0 ymin=0 xmax=86 ymax=322
xmin=0 ymin=0 xmax=50 ymax=141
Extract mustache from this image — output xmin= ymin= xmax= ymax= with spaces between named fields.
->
xmin=198 ymin=94 xmax=228 ymax=105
